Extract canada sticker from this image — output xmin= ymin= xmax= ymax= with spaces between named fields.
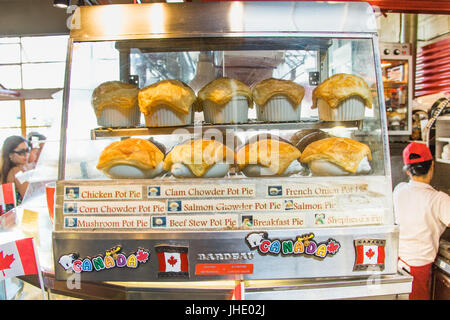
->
xmin=245 ymin=232 xmax=340 ymax=259
xmin=58 ymin=245 xmax=150 ymax=273
xmin=353 ymin=239 xmax=386 ymax=271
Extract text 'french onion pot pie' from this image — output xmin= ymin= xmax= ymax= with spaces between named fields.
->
xmin=97 ymin=138 xmax=165 ymax=179
xmin=163 ymin=138 xmax=235 ymax=178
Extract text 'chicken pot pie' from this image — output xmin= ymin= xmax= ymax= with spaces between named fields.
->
xmin=312 ymin=73 xmax=373 ymax=121
xmin=138 ymin=79 xmax=198 ymax=127
xmin=163 ymin=139 xmax=235 ymax=178
xmin=300 ymin=137 xmax=372 ymax=176
xmin=198 ymin=77 xmax=253 ymax=124
xmin=236 ymin=134 xmax=304 ymax=177
xmin=253 ymin=78 xmax=305 ymax=122
xmin=97 ymin=138 xmax=165 ymax=179
xmin=91 ymin=81 xmax=140 ymax=127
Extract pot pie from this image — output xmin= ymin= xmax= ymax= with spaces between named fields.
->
xmin=300 ymin=137 xmax=372 ymax=176
xmin=138 ymin=80 xmax=198 ymax=127
xmin=236 ymin=134 xmax=303 ymax=177
xmin=97 ymin=138 xmax=165 ymax=179
xmin=197 ymin=77 xmax=253 ymax=124
xmin=163 ymin=139 xmax=235 ymax=178
xmin=91 ymin=81 xmax=140 ymax=127
xmin=290 ymin=129 xmax=331 ymax=153
xmin=253 ymin=78 xmax=305 ymax=122
xmin=312 ymin=73 xmax=373 ymax=121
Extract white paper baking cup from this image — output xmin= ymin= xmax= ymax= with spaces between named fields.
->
xmin=203 ymin=97 xmax=249 ymax=124
xmin=97 ymin=105 xmax=141 ymax=127
xmin=103 ymin=162 xmax=164 ymax=179
xmin=256 ymin=96 xmax=301 ymax=122
xmin=317 ymin=96 xmax=366 ymax=121
xmin=241 ymin=160 xmax=304 ymax=177
xmin=144 ymin=105 xmax=193 ymax=127
xmin=170 ymin=163 xmax=230 ymax=178
xmin=309 ymin=156 xmax=371 ymax=176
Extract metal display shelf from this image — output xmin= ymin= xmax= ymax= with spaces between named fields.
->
xmin=90 ymin=120 xmax=362 ymax=139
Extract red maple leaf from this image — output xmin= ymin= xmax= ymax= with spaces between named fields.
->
xmin=168 ymin=255 xmax=178 ymax=267
xmin=0 ymin=251 xmax=15 ymax=277
xmin=327 ymin=240 xmax=340 ymax=254
xmin=366 ymin=249 xmax=375 ymax=259
xmin=136 ymin=249 xmax=149 ymax=264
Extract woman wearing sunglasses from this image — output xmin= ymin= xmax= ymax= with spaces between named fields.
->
xmin=0 ymin=135 xmax=32 ymax=204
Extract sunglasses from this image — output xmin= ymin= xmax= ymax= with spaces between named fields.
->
xmin=12 ymin=148 xmax=31 ymax=156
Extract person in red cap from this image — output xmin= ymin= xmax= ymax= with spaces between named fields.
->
xmin=393 ymin=142 xmax=450 ymax=300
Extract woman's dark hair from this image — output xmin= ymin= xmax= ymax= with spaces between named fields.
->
xmin=1 ymin=135 xmax=29 ymax=184
xmin=403 ymin=160 xmax=433 ymax=177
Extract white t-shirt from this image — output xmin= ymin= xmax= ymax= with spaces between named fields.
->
xmin=393 ymin=180 xmax=450 ymax=266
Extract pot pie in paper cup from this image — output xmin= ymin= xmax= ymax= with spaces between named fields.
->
xmin=312 ymin=73 xmax=373 ymax=121
xmin=236 ymin=134 xmax=304 ymax=177
xmin=300 ymin=137 xmax=372 ymax=176
xmin=91 ymin=81 xmax=140 ymax=127
xmin=163 ymin=139 xmax=235 ymax=178
xmin=253 ymin=78 xmax=305 ymax=122
xmin=198 ymin=77 xmax=253 ymax=124
xmin=97 ymin=138 xmax=165 ymax=179
xmin=290 ymin=129 xmax=331 ymax=153
xmin=138 ymin=80 xmax=199 ymax=127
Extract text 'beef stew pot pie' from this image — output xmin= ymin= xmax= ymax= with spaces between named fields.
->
xmin=299 ymin=137 xmax=372 ymax=176
xmin=91 ymin=81 xmax=140 ymax=127
xmin=197 ymin=77 xmax=253 ymax=124
xmin=253 ymin=78 xmax=305 ymax=122
xmin=236 ymin=134 xmax=304 ymax=177
xmin=312 ymin=73 xmax=373 ymax=121
xmin=97 ymin=138 xmax=165 ymax=179
xmin=138 ymin=79 xmax=199 ymax=127
xmin=163 ymin=139 xmax=235 ymax=178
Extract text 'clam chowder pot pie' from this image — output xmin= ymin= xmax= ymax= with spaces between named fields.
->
xmin=138 ymin=79 xmax=199 ymax=127
xmin=252 ymin=78 xmax=305 ymax=122
xmin=236 ymin=134 xmax=304 ymax=177
xmin=91 ymin=81 xmax=140 ymax=127
xmin=299 ymin=137 xmax=372 ymax=176
xmin=311 ymin=73 xmax=373 ymax=121
xmin=97 ymin=138 xmax=165 ymax=179
xmin=197 ymin=77 xmax=253 ymax=124
xmin=163 ymin=139 xmax=235 ymax=178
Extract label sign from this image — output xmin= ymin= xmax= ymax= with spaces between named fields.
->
xmin=148 ymin=184 xmax=256 ymax=198
xmin=63 ymin=201 xmax=165 ymax=215
xmin=64 ymin=215 xmax=151 ymax=229
xmin=64 ymin=185 xmax=143 ymax=200
xmin=152 ymin=214 xmax=239 ymax=229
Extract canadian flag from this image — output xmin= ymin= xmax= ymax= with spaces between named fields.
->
xmin=155 ymin=245 xmax=189 ymax=278
xmin=353 ymin=239 xmax=386 ymax=271
xmin=0 ymin=238 xmax=38 ymax=280
xmin=0 ymin=183 xmax=16 ymax=215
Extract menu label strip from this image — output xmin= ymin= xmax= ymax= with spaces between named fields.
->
xmin=147 ymin=184 xmax=256 ymax=198
xmin=63 ymin=201 xmax=165 ymax=215
xmin=63 ymin=215 xmax=151 ymax=229
xmin=151 ymin=214 xmax=239 ymax=229
xmin=266 ymin=183 xmax=372 ymax=197
xmin=64 ymin=185 xmax=143 ymax=200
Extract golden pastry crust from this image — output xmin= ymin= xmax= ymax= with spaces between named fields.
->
xmin=91 ymin=81 xmax=139 ymax=117
xmin=138 ymin=80 xmax=198 ymax=116
xmin=197 ymin=77 xmax=253 ymax=108
xmin=252 ymin=78 xmax=305 ymax=107
xmin=236 ymin=138 xmax=301 ymax=175
xmin=163 ymin=139 xmax=235 ymax=177
xmin=311 ymin=73 xmax=372 ymax=109
xmin=97 ymin=138 xmax=165 ymax=171
xmin=300 ymin=137 xmax=372 ymax=173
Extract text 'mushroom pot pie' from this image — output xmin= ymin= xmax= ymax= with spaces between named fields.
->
xmin=138 ymin=79 xmax=199 ymax=127
xmin=312 ymin=73 xmax=373 ymax=121
xmin=197 ymin=77 xmax=253 ymax=124
xmin=252 ymin=78 xmax=305 ymax=122
xmin=97 ymin=138 xmax=165 ymax=179
xmin=236 ymin=134 xmax=304 ymax=177
xmin=163 ymin=138 xmax=235 ymax=178
xmin=299 ymin=137 xmax=372 ymax=176
xmin=91 ymin=81 xmax=140 ymax=127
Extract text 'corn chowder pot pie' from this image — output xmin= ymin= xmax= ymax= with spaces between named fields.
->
xmin=253 ymin=78 xmax=305 ymax=122
xmin=138 ymin=79 xmax=199 ymax=127
xmin=299 ymin=137 xmax=372 ymax=176
xmin=197 ymin=77 xmax=253 ymax=124
xmin=97 ymin=138 xmax=165 ymax=179
xmin=163 ymin=139 xmax=235 ymax=178
xmin=312 ymin=73 xmax=373 ymax=121
xmin=236 ymin=134 xmax=304 ymax=177
xmin=91 ymin=81 xmax=140 ymax=127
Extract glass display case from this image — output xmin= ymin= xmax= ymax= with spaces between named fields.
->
xmin=51 ymin=2 xmax=407 ymax=293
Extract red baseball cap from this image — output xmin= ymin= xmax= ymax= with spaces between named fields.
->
xmin=403 ymin=142 xmax=433 ymax=165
